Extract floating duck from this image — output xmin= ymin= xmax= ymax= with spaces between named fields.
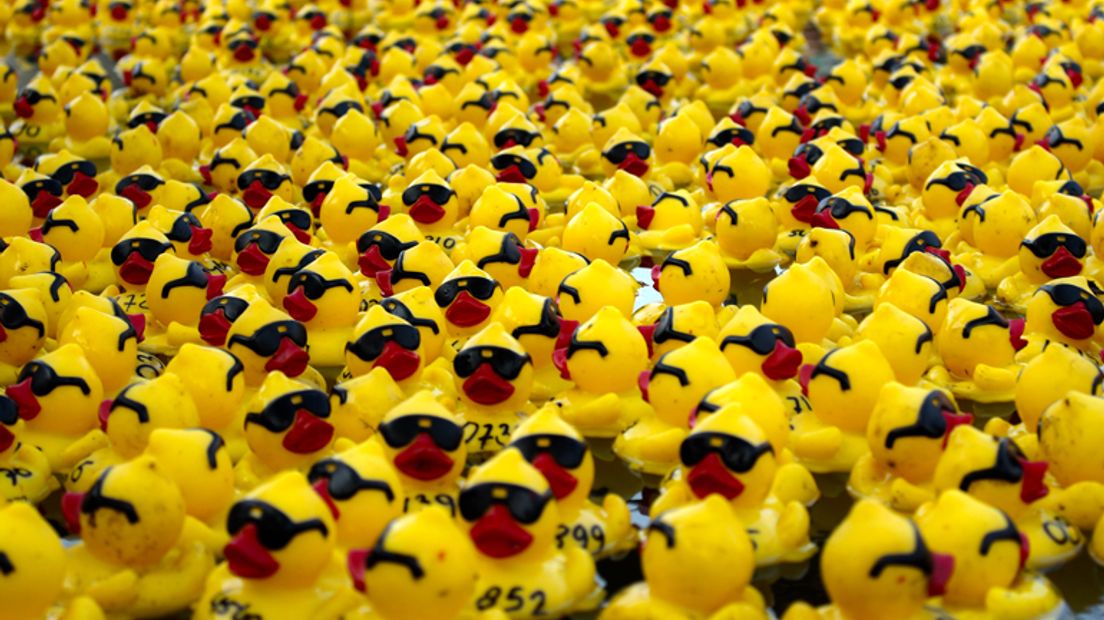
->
xmin=928 ymin=298 xmax=1021 ymax=404
xmin=460 ymin=448 xmax=601 ymax=618
xmin=308 ymin=440 xmax=404 ymax=551
xmin=0 ymin=393 xmax=56 ymax=505
xmin=453 ymin=322 xmax=534 ymax=454
xmin=0 ymin=501 xmax=73 ymax=620
xmin=144 ymin=427 xmax=236 ymax=528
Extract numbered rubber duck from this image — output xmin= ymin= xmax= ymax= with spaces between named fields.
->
xmin=161 ymin=344 xmax=249 ymax=460
xmin=716 ymin=304 xmax=809 ymax=413
xmin=616 ymin=337 xmax=736 ymax=475
xmin=916 ymin=490 xmax=1063 ymax=620
xmin=376 ymin=390 xmax=467 ymax=516
xmin=933 ymin=425 xmax=1081 ymax=570
xmin=651 ymin=406 xmax=818 ymax=567
xmin=849 ymin=383 xmax=972 ymax=512
xmin=60 ymin=456 xmax=216 ymax=618
xmin=195 ymin=472 xmax=360 ymax=620
xmin=1020 ymin=275 xmax=1104 ymax=357
xmin=782 ymin=499 xmax=953 ymax=620
xmin=551 ymin=305 xmax=651 ymax=436
xmin=460 ymin=448 xmax=601 ymax=619
xmin=996 ymin=215 xmax=1088 ymax=312
xmin=308 ymin=440 xmax=404 ymax=551
xmin=789 ymin=340 xmax=896 ymax=473
xmin=509 ymin=406 xmax=635 ymax=559
xmin=602 ymin=496 xmax=767 ymax=620
xmin=282 ymin=251 xmax=359 ymax=368
xmin=0 ymin=288 xmax=47 ymax=385
xmin=235 ymin=371 xmax=335 ymax=490
xmin=223 ymin=297 xmax=315 ymax=386
xmin=453 ymin=323 xmax=534 ymax=455
xmin=5 ymin=343 xmax=104 ymax=472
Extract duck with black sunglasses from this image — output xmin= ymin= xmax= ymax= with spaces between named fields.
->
xmin=997 ymin=216 xmax=1090 ymax=312
xmin=454 ymin=323 xmax=535 ymax=455
xmin=435 ymin=261 xmax=504 ymax=340
xmin=488 ymin=288 xmax=572 ymax=401
xmin=0 ymin=289 xmax=48 ymax=385
xmin=236 ymin=372 xmax=335 ymax=491
xmin=62 ymin=456 xmax=218 ymax=618
xmin=108 ymin=220 xmax=176 ymax=288
xmin=197 ymin=472 xmax=362 ymax=620
xmin=0 ymin=393 xmax=56 ymax=505
xmin=307 ymin=440 xmax=403 ymax=552
xmin=653 ymin=403 xmax=817 ymax=567
xmin=223 ymin=296 xmax=317 ymax=386
xmin=1022 ymin=275 xmax=1104 ymax=356
xmin=345 ymin=304 xmax=426 ymax=386
xmin=461 ymin=449 xmax=601 ymax=619
xmin=143 ymin=253 xmax=227 ymax=352
xmin=616 ymin=336 xmax=736 ymax=475
xmin=377 ymin=390 xmax=467 ymax=516
xmin=509 ymin=407 xmax=636 ymax=559
xmin=280 ymin=252 xmax=359 ymax=368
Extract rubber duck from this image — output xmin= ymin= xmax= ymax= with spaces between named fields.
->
xmin=230 ymin=216 xmax=293 ymax=281
xmin=0 ymin=179 xmax=31 ymax=239
xmin=916 ymin=490 xmax=1063 ymax=619
xmin=110 ymin=221 xmax=175 ymax=290
xmin=761 ymin=258 xmax=848 ymax=346
xmin=236 ymin=371 xmax=335 ymax=489
xmin=191 ymin=193 xmax=253 ymax=263
xmin=319 ymin=175 xmax=389 ymax=248
xmin=35 ymin=150 xmax=99 ymax=199
xmin=602 ymin=496 xmax=767 ymax=620
xmin=1039 ymin=392 xmax=1104 ymax=537
xmin=638 ymin=301 xmax=718 ymax=363
xmin=1032 ymin=179 xmax=1094 ymax=242
xmin=929 ymin=297 xmax=1019 ymax=403
xmin=345 ymin=506 xmax=482 ymax=620
xmin=509 ymin=406 xmax=635 ymax=558
xmin=223 ymin=296 xmax=313 ymax=386
xmin=0 ymin=500 xmax=77 ymax=618
xmin=781 ymin=499 xmax=953 ymax=620
xmin=346 ymin=304 xmax=427 ymax=387
xmin=308 ymin=440 xmax=403 ymax=551
xmin=0 ymin=288 xmax=47 ymax=385
xmin=0 ymin=392 xmax=56 ymax=505
xmin=139 ymin=253 xmax=225 ymax=351
xmin=716 ymin=305 xmax=808 ymax=413
xmin=953 ymin=189 xmax=1037 ymax=289
xmin=5 ymin=343 xmax=103 ymax=472
xmin=201 ymin=138 xmax=257 ymax=196
xmin=1020 ymin=276 xmax=1104 ymax=356
xmin=449 ymin=227 xmax=537 ymax=293
xmin=874 ymin=268 xmax=949 ymax=335
xmin=933 ymin=425 xmax=1082 ymax=570
xmin=195 ymin=472 xmax=360 ymax=619
xmin=161 ymin=344 xmax=248 ymax=458
xmin=282 ymin=251 xmax=359 ymax=368
xmin=10 ymin=76 xmax=64 ymax=161
xmin=849 ymin=383 xmax=972 ymax=512
xmin=61 ymin=456 xmax=216 ymax=618
xmin=460 ymin=449 xmax=600 ymax=618
xmin=713 ymin=197 xmax=787 ymax=272
xmin=377 ymin=390 xmax=466 ymax=515
xmin=551 ymin=305 xmax=650 ymax=435
xmin=996 ymin=215 xmax=1088 ymax=312
xmin=143 ymin=205 xmax=214 ymax=262
xmin=555 ymin=258 xmax=638 ymax=323
xmin=467 ymin=184 xmax=539 ymax=243
xmin=376 ymin=286 xmax=449 ymax=365
xmin=790 ymin=340 xmax=896 ymax=473
xmin=651 ymin=404 xmax=818 ymax=566
xmin=1012 ymin=342 xmax=1103 ymax=443
xmin=453 ymin=323 xmax=534 ymax=454
xmin=616 ymin=337 xmax=736 ymax=475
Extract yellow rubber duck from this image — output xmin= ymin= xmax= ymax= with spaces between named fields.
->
xmin=144 ymin=427 xmax=236 ymax=529
xmin=195 ymin=472 xmax=360 ymax=619
xmin=0 ymin=393 xmax=57 ymax=505
xmin=308 ymin=440 xmax=404 ymax=551
xmin=235 ymin=371 xmax=335 ymax=489
xmin=916 ymin=490 xmax=1063 ymax=620
xmin=601 ymin=496 xmax=768 ymax=620
xmin=996 ymin=215 xmax=1088 ymax=312
xmin=1020 ymin=275 xmax=1104 ymax=357
xmin=282 ymin=251 xmax=359 ymax=368
xmin=223 ymin=295 xmax=315 ymax=386
xmin=460 ymin=448 xmax=601 ymax=619
xmin=616 ymin=336 xmax=736 ymax=475
xmin=60 ymin=456 xmax=216 ymax=618
xmin=142 ymin=253 xmax=225 ymax=352
xmin=782 ymin=499 xmax=954 ymax=620
xmin=0 ymin=501 xmax=83 ymax=620
xmin=928 ymin=297 xmax=1021 ymax=404
xmin=0 ymin=288 xmax=47 ymax=385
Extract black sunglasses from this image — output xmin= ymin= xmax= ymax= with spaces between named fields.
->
xmin=234 ymin=229 xmax=284 ymax=255
xmin=720 ymin=324 xmax=795 ymax=355
xmin=512 ymin=433 xmax=586 ymax=469
xmin=0 ymin=294 xmax=45 ymax=338
xmin=380 ymin=299 xmax=440 ymax=335
xmin=346 ymin=324 xmax=421 ymax=361
xmin=288 ymin=271 xmax=354 ymax=300
xmin=228 ymin=320 xmax=307 ymax=357
xmin=110 ymin=238 xmax=171 ymax=266
xmin=379 ymin=414 xmax=463 ymax=451
xmin=1022 ymin=233 xmax=1087 ymax=259
xmin=401 ymin=184 xmax=454 ymax=207
xmin=51 ymin=160 xmax=97 ymax=185
xmin=604 ymin=141 xmax=651 ymax=165
xmin=454 ymin=346 xmax=530 ymax=381
xmin=435 ymin=277 xmax=499 ymax=307
xmin=237 ymin=169 xmax=288 ymax=191
xmin=459 ymin=482 xmax=552 ymax=524
xmin=227 ymin=499 xmax=328 ymax=550
xmin=244 ymin=389 xmax=330 ymax=433
xmin=680 ymin=431 xmax=773 ymax=472
xmin=308 ymin=458 xmax=395 ymax=501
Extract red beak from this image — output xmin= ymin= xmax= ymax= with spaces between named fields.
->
xmin=119 ymin=183 xmax=152 ymax=209
xmin=790 ymin=194 xmax=819 ymax=223
xmin=762 ymin=341 xmax=802 ymax=380
xmin=495 ymin=165 xmax=528 ymax=183
xmin=30 ymin=190 xmax=62 ymax=218
xmin=189 ymin=225 xmax=213 ymax=255
xmin=510 ymin=16 xmax=528 ymax=33
xmin=470 ymin=505 xmax=533 ymax=558
xmin=225 ymin=524 xmax=281 ymax=578
xmin=954 ymin=182 xmax=976 ymax=207
xmin=199 ymin=308 xmax=232 ymax=346
xmin=0 ymin=424 xmax=14 ymax=453
xmin=394 ymin=433 xmax=454 ymax=480
xmin=408 ymin=195 xmax=445 ymax=224
xmin=532 ymin=452 xmax=578 ymax=500
xmin=119 ymin=252 xmax=156 ymax=285
xmin=638 ymin=370 xmax=651 ymax=402
xmin=1040 ymin=246 xmax=1082 ymax=278
xmin=636 ymin=205 xmax=656 ymax=229
xmin=809 ymin=209 xmax=839 ymax=230
xmin=1051 ymin=304 xmax=1096 ymax=340
xmin=312 ymin=479 xmax=340 ymax=518
xmin=373 ymin=340 xmax=421 ymax=381
xmin=5 ymin=378 xmax=39 ymax=420
xmin=61 ymin=491 xmax=85 ymax=534
xmin=67 ymin=172 xmax=99 ymax=197
xmin=463 ymin=364 xmax=515 ymax=405
xmin=233 ymin=45 xmax=255 ymax=62
xmin=928 ymin=552 xmax=955 ymax=596
xmin=241 ymin=180 xmax=274 ymax=210
xmin=281 ymin=409 xmax=334 ymax=454
xmin=788 ymin=155 xmax=812 ymax=180
xmin=358 ymin=245 xmax=392 ymax=276
xmin=236 ymin=243 xmax=271 ymax=276
xmin=1008 ymin=317 xmax=1027 ymax=351
xmin=687 ymin=452 xmax=745 ymax=500
xmin=264 ymin=338 xmax=310 ymax=376
xmin=518 ymin=247 xmax=538 ymax=278
xmin=941 ymin=411 xmax=973 ymax=448
xmin=630 ymin=38 xmax=651 ymax=57
xmin=12 ymin=96 xmax=33 ymax=119
xmin=1018 ymin=457 xmax=1049 ymax=503
xmin=283 ymin=288 xmax=318 ymax=322
xmin=445 ymin=291 xmax=491 ymax=328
